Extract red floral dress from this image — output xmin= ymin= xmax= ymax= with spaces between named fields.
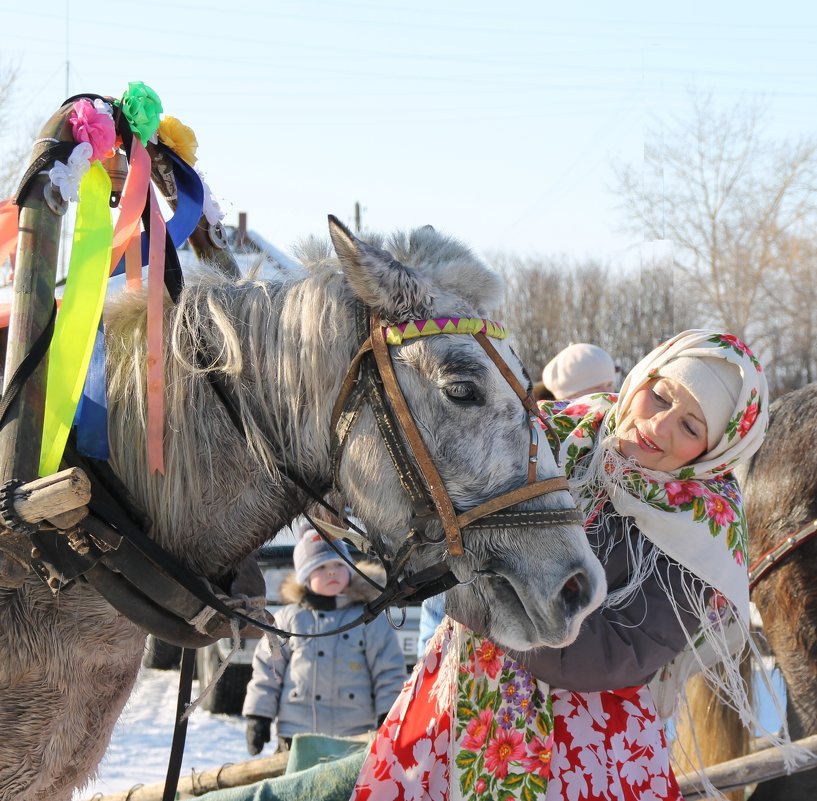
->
xmin=350 ymin=623 xmax=684 ymax=801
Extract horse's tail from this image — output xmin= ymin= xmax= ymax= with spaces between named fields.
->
xmin=672 ymin=656 xmax=753 ymax=801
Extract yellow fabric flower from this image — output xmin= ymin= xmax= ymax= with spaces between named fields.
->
xmin=158 ymin=116 xmax=199 ymax=165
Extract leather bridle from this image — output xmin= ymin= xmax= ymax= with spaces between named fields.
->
xmin=748 ymin=518 xmax=817 ymax=592
xmin=328 ymin=304 xmax=582 ymax=583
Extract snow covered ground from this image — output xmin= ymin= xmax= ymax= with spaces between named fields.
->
xmin=74 ymin=667 xmax=271 ymax=800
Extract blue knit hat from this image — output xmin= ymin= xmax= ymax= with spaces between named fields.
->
xmin=293 ymin=530 xmax=352 ymax=585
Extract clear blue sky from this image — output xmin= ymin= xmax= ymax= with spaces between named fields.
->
xmin=2 ymin=1 xmax=816 ymax=266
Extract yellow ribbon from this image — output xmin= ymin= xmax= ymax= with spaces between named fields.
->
xmin=40 ymin=163 xmax=113 ymax=476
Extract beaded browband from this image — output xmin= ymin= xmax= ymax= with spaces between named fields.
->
xmin=382 ymin=317 xmax=508 ymax=345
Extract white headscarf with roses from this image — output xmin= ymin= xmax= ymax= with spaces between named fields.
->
xmin=544 ymin=329 xmax=774 ymax=730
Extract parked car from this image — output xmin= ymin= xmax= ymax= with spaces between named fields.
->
xmin=143 ymin=533 xmax=422 ymax=716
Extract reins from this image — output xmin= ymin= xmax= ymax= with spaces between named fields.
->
xmin=748 ymin=517 xmax=817 ymax=592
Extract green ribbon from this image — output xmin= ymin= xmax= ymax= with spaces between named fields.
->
xmin=40 ymin=162 xmax=113 ymax=475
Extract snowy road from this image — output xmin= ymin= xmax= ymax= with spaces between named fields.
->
xmin=75 ymin=668 xmax=269 ymax=800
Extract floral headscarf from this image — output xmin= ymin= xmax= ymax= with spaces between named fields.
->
xmin=550 ymin=329 xmax=767 ymax=621
xmin=544 ymin=328 xmax=772 ymax=724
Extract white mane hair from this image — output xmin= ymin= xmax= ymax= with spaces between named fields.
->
xmin=103 ymin=225 xmax=502 ymax=577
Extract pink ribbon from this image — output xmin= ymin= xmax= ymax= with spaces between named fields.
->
xmin=146 ymin=186 xmax=166 ymax=475
xmin=125 ymin=233 xmax=142 ymax=291
xmin=110 ymin=138 xmax=150 ymax=274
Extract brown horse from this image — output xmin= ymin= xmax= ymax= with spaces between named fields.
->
xmin=742 ymin=381 xmax=817 ymax=799
xmin=674 ymin=382 xmax=817 ymax=799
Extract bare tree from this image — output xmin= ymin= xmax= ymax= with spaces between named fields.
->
xmin=759 ymin=235 xmax=817 ymax=395
xmin=0 ymin=62 xmax=26 ymax=199
xmin=495 ymin=254 xmax=687 ymax=383
xmin=613 ymin=94 xmax=817 ymax=358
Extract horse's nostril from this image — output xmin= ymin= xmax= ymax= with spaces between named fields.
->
xmin=560 ymin=571 xmax=589 ymax=613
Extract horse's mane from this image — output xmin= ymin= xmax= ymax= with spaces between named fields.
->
xmin=103 ymin=257 xmax=349 ymax=564
xmin=102 ymin=226 xmax=501 ymax=567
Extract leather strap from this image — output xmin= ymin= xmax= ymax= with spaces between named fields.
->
xmin=369 ymin=312 xmax=465 ymax=555
xmin=749 ymin=518 xmax=817 ymax=591
xmin=162 ymin=648 xmax=195 ymax=801
xmin=457 ymin=477 xmax=572 ymax=528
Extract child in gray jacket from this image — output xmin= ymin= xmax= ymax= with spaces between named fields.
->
xmin=242 ymin=530 xmax=406 ymax=755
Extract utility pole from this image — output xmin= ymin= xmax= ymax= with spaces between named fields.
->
xmin=354 ymin=201 xmax=362 ymax=233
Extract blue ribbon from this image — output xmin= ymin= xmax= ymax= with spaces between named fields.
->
xmin=111 ymin=146 xmax=204 ymax=276
xmin=75 ymin=321 xmax=110 ymax=460
xmin=79 ymin=147 xmax=204 ymax=457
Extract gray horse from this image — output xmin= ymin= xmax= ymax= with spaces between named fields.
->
xmin=0 ymin=218 xmax=605 ymax=800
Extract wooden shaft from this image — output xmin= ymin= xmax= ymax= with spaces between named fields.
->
xmin=84 ymin=749 xmax=292 ymax=801
xmin=146 ymin=143 xmax=241 ymax=278
xmin=0 ymin=104 xmax=73 ymax=484
xmin=9 ymin=467 xmax=91 ymax=524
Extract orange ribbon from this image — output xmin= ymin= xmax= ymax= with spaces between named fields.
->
xmin=125 ymin=233 xmax=142 ymax=291
xmin=0 ymin=199 xmax=18 ymax=276
xmin=146 ymin=186 xmax=166 ymax=475
xmin=110 ymin=138 xmax=150 ymax=274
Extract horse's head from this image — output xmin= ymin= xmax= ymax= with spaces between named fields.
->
xmin=324 ymin=217 xmax=605 ymax=650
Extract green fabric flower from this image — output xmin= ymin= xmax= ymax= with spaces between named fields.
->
xmin=119 ymin=81 xmax=163 ymax=143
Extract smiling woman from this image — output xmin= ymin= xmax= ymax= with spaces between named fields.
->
xmin=615 ymin=352 xmax=743 ymax=472
xmin=616 ymin=377 xmax=708 ymax=469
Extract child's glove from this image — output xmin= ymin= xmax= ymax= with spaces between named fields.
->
xmin=245 ymin=715 xmax=272 ymax=755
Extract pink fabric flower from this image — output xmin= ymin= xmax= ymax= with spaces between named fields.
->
xmin=475 ymin=778 xmax=487 ymax=793
xmin=484 ymin=728 xmax=525 ymax=779
xmin=721 ymin=334 xmax=753 ymax=357
xmin=461 ymin=708 xmax=493 ymax=750
xmin=562 ymin=402 xmax=590 ymax=417
xmin=521 ymin=733 xmax=554 ymax=778
xmin=704 ymin=492 xmax=736 ymax=527
xmin=665 ymin=480 xmax=704 ymax=507
xmin=738 ymin=403 xmax=759 ymax=437
xmin=68 ymin=99 xmax=116 ymax=162
xmin=474 ymin=639 xmax=503 ymax=679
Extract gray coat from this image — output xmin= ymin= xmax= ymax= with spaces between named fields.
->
xmin=241 ymin=565 xmax=406 ymax=737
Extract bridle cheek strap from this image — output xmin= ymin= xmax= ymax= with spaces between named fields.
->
xmin=331 ymin=309 xmax=580 ymax=559
xmin=474 ymin=331 xmax=562 ymax=471
xmin=368 ymin=311 xmax=466 ymax=555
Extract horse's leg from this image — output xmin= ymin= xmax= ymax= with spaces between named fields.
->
xmin=0 ymin=582 xmax=145 ymax=801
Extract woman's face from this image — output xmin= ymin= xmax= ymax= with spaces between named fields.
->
xmin=616 ymin=377 xmax=708 ymax=471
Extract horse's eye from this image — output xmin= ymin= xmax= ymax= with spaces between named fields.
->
xmin=444 ymin=382 xmax=481 ymax=404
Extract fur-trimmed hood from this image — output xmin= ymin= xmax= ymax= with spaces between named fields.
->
xmin=279 ymin=560 xmax=387 ymax=605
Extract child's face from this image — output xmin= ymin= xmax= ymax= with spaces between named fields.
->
xmin=616 ymin=377 xmax=708 ymax=471
xmin=308 ymin=561 xmax=351 ymax=597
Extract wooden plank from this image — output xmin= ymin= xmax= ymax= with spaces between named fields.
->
xmin=677 ymin=733 xmax=817 ymax=799
xmin=6 ymin=466 xmax=91 ymax=524
xmin=84 ymin=750 xmax=291 ymax=801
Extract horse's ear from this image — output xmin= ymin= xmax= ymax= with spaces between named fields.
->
xmin=327 ymin=214 xmax=433 ymax=320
